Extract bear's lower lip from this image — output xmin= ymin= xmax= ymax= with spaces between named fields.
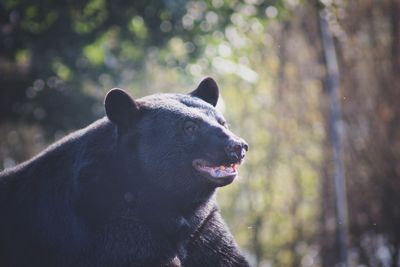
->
xmin=192 ymin=159 xmax=239 ymax=185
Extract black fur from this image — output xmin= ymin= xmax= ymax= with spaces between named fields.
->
xmin=0 ymin=78 xmax=249 ymax=267
xmin=190 ymin=77 xmax=219 ymax=107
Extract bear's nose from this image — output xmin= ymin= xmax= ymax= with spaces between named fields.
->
xmin=226 ymin=141 xmax=248 ymax=161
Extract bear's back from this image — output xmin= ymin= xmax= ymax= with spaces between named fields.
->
xmin=0 ymin=118 xmax=117 ymax=266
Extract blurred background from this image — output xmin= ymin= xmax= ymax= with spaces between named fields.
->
xmin=1 ymin=0 xmax=399 ymax=266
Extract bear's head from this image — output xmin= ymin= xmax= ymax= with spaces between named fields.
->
xmin=104 ymin=78 xmax=248 ymax=201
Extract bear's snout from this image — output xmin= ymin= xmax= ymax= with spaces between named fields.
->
xmin=225 ymin=139 xmax=248 ymax=162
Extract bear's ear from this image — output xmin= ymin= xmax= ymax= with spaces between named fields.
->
xmin=105 ymin=88 xmax=140 ymax=129
xmin=190 ymin=77 xmax=219 ymax=107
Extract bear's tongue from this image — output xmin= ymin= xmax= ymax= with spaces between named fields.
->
xmin=199 ymin=164 xmax=238 ymax=178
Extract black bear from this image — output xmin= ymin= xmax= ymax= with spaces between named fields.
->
xmin=0 ymin=77 xmax=249 ymax=267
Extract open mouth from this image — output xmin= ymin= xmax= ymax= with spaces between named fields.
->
xmin=192 ymin=159 xmax=240 ymax=185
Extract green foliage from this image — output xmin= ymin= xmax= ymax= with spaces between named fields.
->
xmin=73 ymin=0 xmax=107 ymax=34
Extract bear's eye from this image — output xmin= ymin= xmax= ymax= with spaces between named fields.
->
xmin=218 ymin=120 xmax=229 ymax=129
xmin=184 ymin=121 xmax=198 ymax=135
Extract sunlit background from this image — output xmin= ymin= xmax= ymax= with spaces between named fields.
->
xmin=1 ymin=0 xmax=400 ymax=266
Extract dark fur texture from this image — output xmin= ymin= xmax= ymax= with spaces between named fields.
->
xmin=0 ymin=78 xmax=249 ymax=267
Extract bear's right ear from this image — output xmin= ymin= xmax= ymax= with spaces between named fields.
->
xmin=105 ymin=88 xmax=140 ymax=129
xmin=190 ymin=77 xmax=219 ymax=107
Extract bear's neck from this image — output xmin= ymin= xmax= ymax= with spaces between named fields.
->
xmin=131 ymin=177 xmax=217 ymax=216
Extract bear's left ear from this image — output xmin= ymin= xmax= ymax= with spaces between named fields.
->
xmin=105 ymin=88 xmax=140 ymax=129
xmin=190 ymin=77 xmax=219 ymax=107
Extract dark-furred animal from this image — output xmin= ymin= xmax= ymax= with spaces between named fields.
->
xmin=0 ymin=78 xmax=249 ymax=267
